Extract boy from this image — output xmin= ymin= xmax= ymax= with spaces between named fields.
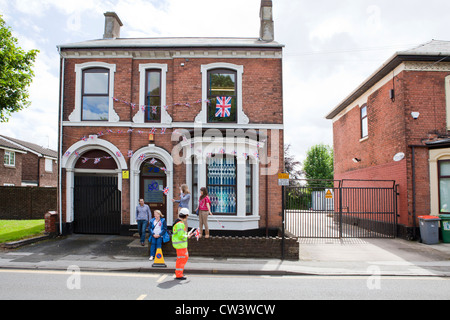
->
xmin=172 ymin=208 xmax=193 ymax=280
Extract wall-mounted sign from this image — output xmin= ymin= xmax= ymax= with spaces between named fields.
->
xmin=393 ymin=152 xmax=405 ymax=162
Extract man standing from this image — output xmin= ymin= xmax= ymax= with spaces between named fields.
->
xmin=172 ymin=208 xmax=193 ymax=280
xmin=136 ymin=198 xmax=151 ymax=246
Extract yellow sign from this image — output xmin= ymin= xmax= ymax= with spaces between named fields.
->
xmin=152 ymin=248 xmax=167 ymax=268
xmin=122 ymin=170 xmax=129 ymax=179
xmin=278 ymin=173 xmax=290 ymax=180
xmin=325 ymin=189 xmax=333 ymax=199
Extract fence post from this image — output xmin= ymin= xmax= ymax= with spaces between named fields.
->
xmin=281 ymin=185 xmax=285 ymax=260
xmin=339 ymin=181 xmax=343 ymax=239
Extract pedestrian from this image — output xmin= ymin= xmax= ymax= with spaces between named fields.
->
xmin=148 ymin=210 xmax=168 ymax=261
xmin=136 ymin=198 xmax=151 ymax=246
xmin=172 ymin=208 xmax=193 ymax=280
xmin=172 ymin=184 xmax=191 ymax=214
xmin=195 ymin=187 xmax=213 ymax=238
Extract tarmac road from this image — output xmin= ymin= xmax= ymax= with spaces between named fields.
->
xmin=1 ymin=268 xmax=449 ymax=301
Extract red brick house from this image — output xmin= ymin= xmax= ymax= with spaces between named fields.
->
xmin=326 ymin=40 xmax=450 ymax=239
xmin=0 ymin=135 xmax=58 ymax=187
xmin=57 ymin=2 xmax=284 ymax=235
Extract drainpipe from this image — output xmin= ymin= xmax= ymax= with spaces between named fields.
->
xmin=57 ymin=47 xmax=65 ymax=235
xmin=409 ymin=144 xmax=428 ymax=240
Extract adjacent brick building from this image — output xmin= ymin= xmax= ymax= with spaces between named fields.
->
xmin=326 ymin=40 xmax=450 ymax=239
xmin=0 ymin=135 xmax=58 ymax=187
xmin=58 ymin=2 xmax=284 ymax=235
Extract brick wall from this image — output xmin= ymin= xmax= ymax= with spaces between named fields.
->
xmin=333 ymin=68 xmax=450 ymax=231
xmin=158 ymin=236 xmax=299 ymax=260
xmin=0 ymin=149 xmax=23 ymax=186
xmin=60 ymin=51 xmax=284 ymax=233
xmin=0 ymin=186 xmax=57 ymax=220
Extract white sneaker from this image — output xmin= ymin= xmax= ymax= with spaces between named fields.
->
xmin=149 ymin=256 xmax=154 ymax=261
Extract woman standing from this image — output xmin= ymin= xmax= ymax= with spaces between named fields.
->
xmin=195 ymin=187 xmax=213 ymax=238
xmin=148 ymin=210 xmax=167 ymax=261
xmin=172 ymin=184 xmax=191 ymax=214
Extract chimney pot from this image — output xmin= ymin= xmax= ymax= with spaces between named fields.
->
xmin=103 ymin=12 xmax=123 ymax=39
xmin=259 ymin=0 xmax=274 ymax=42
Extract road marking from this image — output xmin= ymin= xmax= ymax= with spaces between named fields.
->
xmin=0 ymin=269 xmax=160 ymax=278
xmin=136 ymin=294 xmax=147 ymax=300
xmin=157 ymin=274 xmax=168 ymax=283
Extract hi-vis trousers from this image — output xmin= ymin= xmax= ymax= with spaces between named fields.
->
xmin=175 ymin=248 xmax=189 ymax=278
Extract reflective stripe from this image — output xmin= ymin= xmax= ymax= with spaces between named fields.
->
xmin=176 ymin=268 xmax=184 ymax=271
xmin=177 ymin=256 xmax=186 ymax=259
xmin=173 ymin=241 xmax=187 ymax=245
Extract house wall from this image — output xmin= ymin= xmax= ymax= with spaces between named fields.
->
xmin=333 ymin=65 xmax=450 ymax=232
xmin=60 ymin=52 xmax=284 ymax=234
xmin=0 ymin=149 xmax=23 ymax=186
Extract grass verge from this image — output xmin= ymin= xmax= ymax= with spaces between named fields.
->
xmin=0 ymin=220 xmax=45 ymax=244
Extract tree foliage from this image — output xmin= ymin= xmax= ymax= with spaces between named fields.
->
xmin=284 ymin=144 xmax=302 ymax=180
xmin=303 ymin=144 xmax=334 ymax=184
xmin=0 ymin=15 xmax=39 ymax=122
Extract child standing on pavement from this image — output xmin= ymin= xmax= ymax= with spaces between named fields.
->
xmin=172 ymin=208 xmax=193 ymax=280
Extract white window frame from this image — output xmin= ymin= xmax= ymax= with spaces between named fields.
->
xmin=196 ymin=62 xmax=249 ymax=125
xmin=446 ymin=75 xmax=450 ymax=131
xmin=133 ymin=63 xmax=172 ymax=125
xmin=4 ymin=150 xmax=15 ymax=167
xmin=45 ymin=158 xmax=53 ymax=173
xmin=69 ymin=61 xmax=119 ymax=122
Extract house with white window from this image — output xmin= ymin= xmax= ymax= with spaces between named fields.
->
xmin=58 ymin=2 xmax=284 ymax=235
xmin=326 ymin=40 xmax=450 ymax=239
xmin=0 ymin=135 xmax=57 ymax=187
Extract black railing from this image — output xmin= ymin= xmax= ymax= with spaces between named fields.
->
xmin=284 ymin=180 xmax=398 ymax=239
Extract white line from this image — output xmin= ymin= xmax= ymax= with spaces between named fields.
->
xmin=0 ymin=269 xmax=160 ymax=278
xmin=157 ymin=274 xmax=168 ymax=283
xmin=136 ymin=294 xmax=147 ymax=300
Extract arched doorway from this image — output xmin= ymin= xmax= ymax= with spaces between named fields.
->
xmin=140 ymin=158 xmax=167 ymax=218
xmin=73 ymin=149 xmax=121 ymax=234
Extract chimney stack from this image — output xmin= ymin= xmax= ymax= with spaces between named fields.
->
xmin=259 ymin=0 xmax=274 ymax=42
xmin=103 ymin=12 xmax=123 ymax=39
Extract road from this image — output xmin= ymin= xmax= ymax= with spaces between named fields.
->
xmin=0 ymin=269 xmax=449 ymax=302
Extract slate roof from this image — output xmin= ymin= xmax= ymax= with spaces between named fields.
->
xmin=58 ymin=37 xmax=284 ymax=50
xmin=326 ymin=40 xmax=450 ymax=120
xmin=0 ymin=135 xmax=57 ymax=159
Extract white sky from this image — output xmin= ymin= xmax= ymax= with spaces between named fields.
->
xmin=1 ymin=0 xmax=450 ymax=165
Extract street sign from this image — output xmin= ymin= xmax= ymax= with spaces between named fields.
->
xmin=325 ymin=189 xmax=333 ymax=199
xmin=278 ymin=173 xmax=290 ymax=186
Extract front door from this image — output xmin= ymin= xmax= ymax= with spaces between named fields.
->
xmin=140 ymin=159 xmax=167 ymax=218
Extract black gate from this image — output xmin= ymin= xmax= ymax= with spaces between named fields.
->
xmin=73 ymin=175 xmax=121 ymax=234
xmin=284 ymin=180 xmax=398 ymax=239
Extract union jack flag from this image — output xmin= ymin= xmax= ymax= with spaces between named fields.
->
xmin=127 ymin=150 xmax=133 ymax=158
xmin=163 ymin=187 xmax=169 ymax=196
xmin=139 ymin=154 xmax=146 ymax=161
xmin=215 ymin=97 xmax=232 ymax=118
xmin=94 ymin=158 xmax=101 ymax=164
xmin=149 ymin=158 xmax=157 ymax=165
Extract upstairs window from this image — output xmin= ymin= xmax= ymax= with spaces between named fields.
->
xmin=4 ymin=151 xmax=15 ymax=166
xmin=145 ymin=70 xmax=162 ymax=123
xmin=361 ymin=105 xmax=368 ymax=139
xmin=81 ymin=68 xmax=110 ymax=121
xmin=207 ymin=69 xmax=237 ymax=123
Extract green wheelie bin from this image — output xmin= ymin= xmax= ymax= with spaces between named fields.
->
xmin=439 ymin=214 xmax=450 ymax=243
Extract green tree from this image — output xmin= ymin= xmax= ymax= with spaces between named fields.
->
xmin=303 ymin=144 xmax=334 ymax=187
xmin=0 ymin=15 xmax=39 ymax=122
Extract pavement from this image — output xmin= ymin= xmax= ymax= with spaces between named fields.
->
xmin=1 ymin=234 xmax=450 ymax=277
